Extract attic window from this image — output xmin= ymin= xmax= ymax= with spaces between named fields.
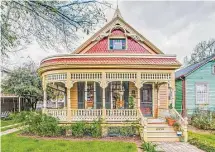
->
xmin=109 ymin=38 xmax=126 ymax=50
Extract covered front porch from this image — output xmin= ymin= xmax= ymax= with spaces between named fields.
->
xmin=42 ymin=71 xmax=175 ymax=123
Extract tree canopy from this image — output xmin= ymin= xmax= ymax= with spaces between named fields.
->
xmin=1 ymin=0 xmax=111 ymax=57
xmin=1 ymin=62 xmax=42 ymax=109
xmin=183 ymin=38 xmax=215 ymax=65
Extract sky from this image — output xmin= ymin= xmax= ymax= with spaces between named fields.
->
xmin=4 ymin=1 xmax=215 ymax=69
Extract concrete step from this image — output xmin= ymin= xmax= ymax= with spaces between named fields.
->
xmin=147 ymin=131 xmax=177 ymax=136
xmin=148 ymin=136 xmax=180 ymax=142
xmin=147 ymin=123 xmax=170 ymax=128
xmin=147 ymin=126 xmax=175 ymax=132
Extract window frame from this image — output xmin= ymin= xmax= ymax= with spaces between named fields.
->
xmin=108 ymin=37 xmax=127 ymax=50
xmin=195 ymin=82 xmax=209 ymax=105
xmin=212 ymin=64 xmax=215 ymax=75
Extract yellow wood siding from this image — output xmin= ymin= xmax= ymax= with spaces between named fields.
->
xmin=159 ymin=84 xmax=168 ymax=109
xmin=70 ymin=83 xmax=78 ymax=109
xmin=154 ymin=87 xmax=158 ymax=117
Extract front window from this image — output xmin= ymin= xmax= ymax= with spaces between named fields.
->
xmin=212 ymin=65 xmax=215 ymax=74
xmin=109 ymin=39 xmax=126 ymax=50
xmin=196 ymin=83 xmax=208 ymax=104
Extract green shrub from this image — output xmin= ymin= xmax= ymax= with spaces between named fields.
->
xmin=108 ymin=126 xmax=138 ymax=136
xmin=71 ymin=121 xmax=85 ymax=137
xmin=71 ymin=120 xmax=102 ymax=138
xmin=191 ymin=111 xmax=215 ymax=130
xmin=10 ymin=111 xmax=32 ymax=123
xmin=141 ymin=142 xmax=157 ymax=152
xmin=14 ymin=111 xmax=62 ymax=136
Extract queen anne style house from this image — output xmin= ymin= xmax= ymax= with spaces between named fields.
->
xmin=38 ymin=8 xmax=188 ymax=142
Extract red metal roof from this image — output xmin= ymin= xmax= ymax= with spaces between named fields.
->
xmin=41 ymin=57 xmax=180 ymax=66
xmin=84 ymin=29 xmax=151 ymax=54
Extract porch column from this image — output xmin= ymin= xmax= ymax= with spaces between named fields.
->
xmin=171 ymin=72 xmax=176 ymax=108
xmin=66 ymin=85 xmax=72 ymax=121
xmin=18 ymin=97 xmax=21 ymax=112
xmin=157 ymin=84 xmax=160 ymax=118
xmin=101 ymin=72 xmax=106 ymax=121
xmin=102 ymin=87 xmax=106 ymax=120
xmin=136 ymin=72 xmax=141 ymax=109
xmin=42 ymin=76 xmax=47 ymax=113
xmin=66 ymin=72 xmax=72 ymax=121
xmin=110 ymin=82 xmax=113 ymax=109
xmin=137 ymin=87 xmax=141 ymax=109
xmin=43 ymin=87 xmax=47 ymax=113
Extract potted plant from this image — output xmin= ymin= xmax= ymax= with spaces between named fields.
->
xmin=128 ymin=96 xmax=134 ymax=109
xmin=176 ymin=128 xmax=183 ymax=137
xmin=173 ymin=122 xmax=180 ymax=131
xmin=167 ymin=114 xmax=177 ymax=126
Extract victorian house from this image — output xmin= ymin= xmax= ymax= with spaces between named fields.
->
xmin=38 ymin=8 xmax=187 ymax=142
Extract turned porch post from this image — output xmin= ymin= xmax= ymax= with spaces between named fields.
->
xmin=42 ymin=76 xmax=47 ymax=113
xmin=101 ymin=72 xmax=106 ymax=121
xmin=171 ymin=72 xmax=175 ymax=108
xmin=66 ymin=72 xmax=72 ymax=121
xmin=136 ymin=72 xmax=141 ymax=109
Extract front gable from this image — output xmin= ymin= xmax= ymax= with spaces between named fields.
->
xmin=73 ymin=11 xmax=163 ymax=55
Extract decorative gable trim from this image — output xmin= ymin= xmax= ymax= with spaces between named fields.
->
xmin=73 ymin=16 xmax=164 ymax=54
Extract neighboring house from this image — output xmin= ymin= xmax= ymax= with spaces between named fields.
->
xmin=38 ymin=8 xmax=184 ymax=141
xmin=1 ymin=66 xmax=28 ymax=113
xmin=175 ymin=55 xmax=215 ymax=115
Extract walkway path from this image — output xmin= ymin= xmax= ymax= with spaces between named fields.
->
xmin=0 ymin=127 xmax=22 ymax=136
xmin=153 ymin=142 xmax=204 ymax=152
xmin=1 ymin=123 xmax=21 ymax=129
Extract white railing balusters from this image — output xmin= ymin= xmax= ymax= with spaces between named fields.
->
xmin=106 ymin=109 xmax=138 ymax=121
xmin=46 ymin=109 xmax=67 ymax=121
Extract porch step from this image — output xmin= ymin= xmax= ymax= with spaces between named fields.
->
xmin=145 ymin=120 xmax=180 ymax=142
xmin=147 ymin=127 xmax=175 ymax=132
xmin=147 ymin=131 xmax=177 ymax=136
xmin=147 ymin=136 xmax=180 ymax=142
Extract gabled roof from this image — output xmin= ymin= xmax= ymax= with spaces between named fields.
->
xmin=73 ymin=8 xmax=164 ymax=54
xmin=175 ymin=54 xmax=215 ymax=79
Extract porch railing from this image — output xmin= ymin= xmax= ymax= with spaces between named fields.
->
xmin=170 ymin=108 xmax=188 ymax=142
xmin=106 ymin=109 xmax=138 ymax=121
xmin=71 ymin=109 xmax=103 ymax=121
xmin=46 ymin=109 xmax=139 ymax=122
xmin=46 ymin=109 xmax=67 ymax=121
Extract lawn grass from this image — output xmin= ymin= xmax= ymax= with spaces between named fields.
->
xmin=188 ymin=131 xmax=215 ymax=152
xmin=1 ymin=133 xmax=137 ymax=152
xmin=0 ymin=119 xmax=15 ymax=127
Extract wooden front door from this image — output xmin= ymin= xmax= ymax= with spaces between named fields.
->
xmin=140 ymin=84 xmax=153 ymax=117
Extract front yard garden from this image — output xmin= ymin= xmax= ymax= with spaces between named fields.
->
xmin=188 ymin=110 xmax=215 ymax=152
xmin=1 ymin=133 xmax=137 ymax=152
xmin=1 ymin=111 xmax=139 ymax=152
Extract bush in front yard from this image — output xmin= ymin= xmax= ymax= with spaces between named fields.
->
xmin=108 ymin=126 xmax=138 ymax=137
xmin=15 ymin=111 xmax=62 ymax=136
xmin=70 ymin=120 xmax=102 ymax=137
xmin=190 ymin=111 xmax=215 ymax=130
